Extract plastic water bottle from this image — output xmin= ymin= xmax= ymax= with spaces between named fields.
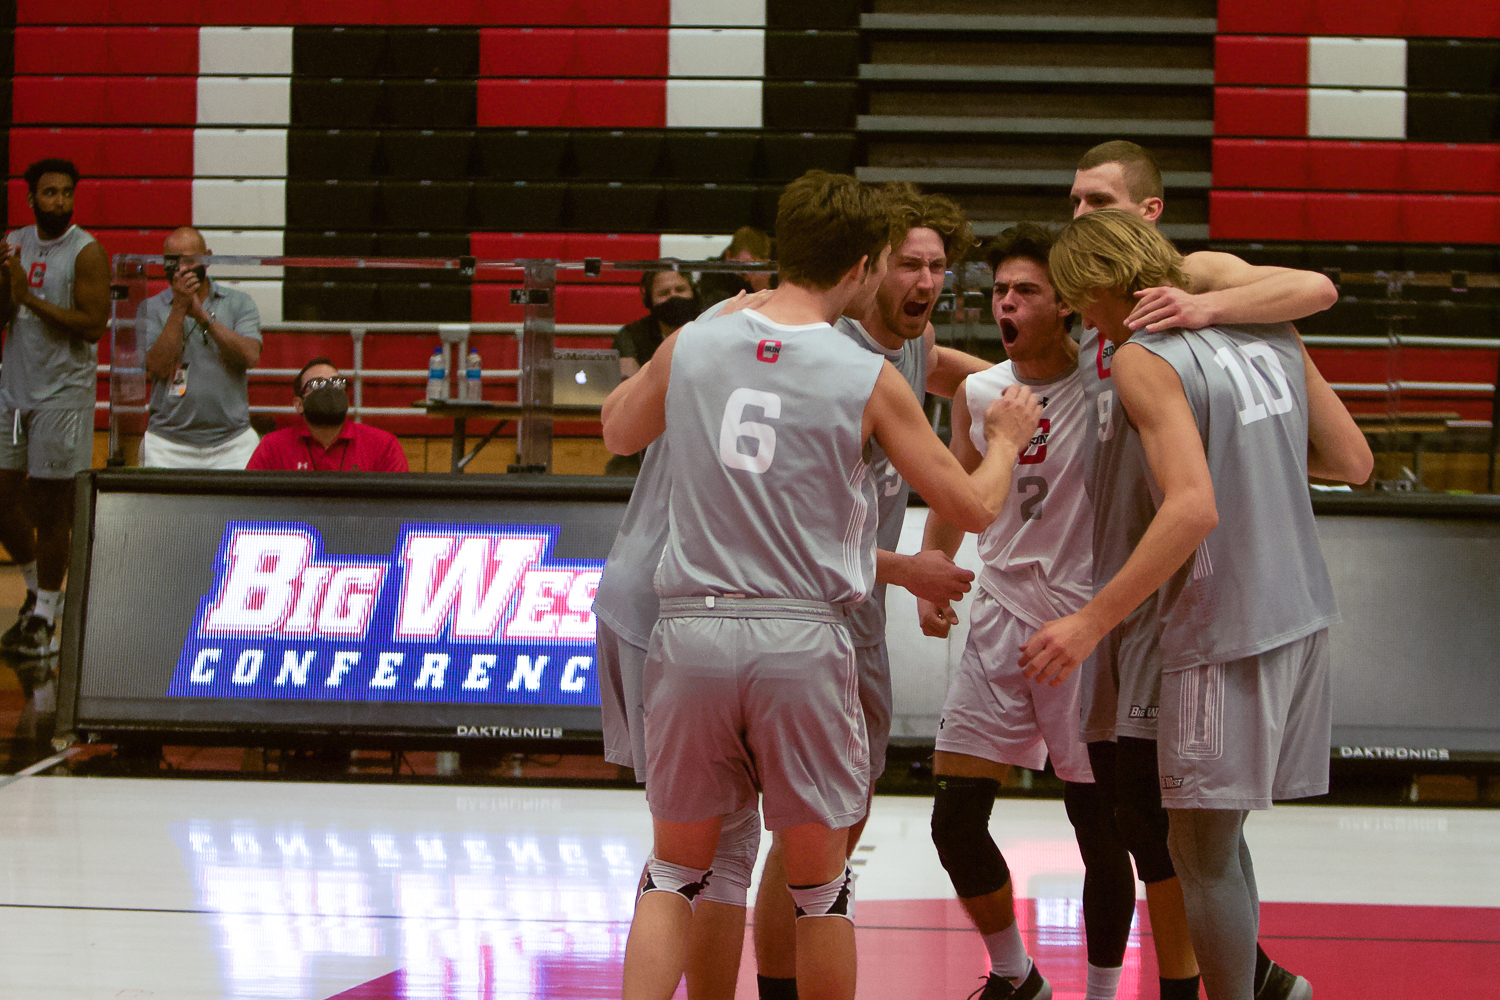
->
xmin=464 ymin=349 xmax=482 ymax=402
xmin=427 ymin=346 xmax=449 ymax=401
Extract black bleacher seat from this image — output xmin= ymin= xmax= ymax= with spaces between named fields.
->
xmin=1402 ymin=246 xmax=1500 ymax=275
xmin=1307 ymin=244 xmax=1403 ymax=275
xmin=384 ymin=27 xmax=479 ymax=78
xmin=1410 ymin=300 xmax=1498 ymax=339
xmin=767 ymin=0 xmax=860 ymax=29
xmin=662 ymin=132 xmax=759 ymax=181
xmin=283 ymin=280 xmax=380 ymax=322
xmin=754 ymin=186 xmax=783 ymax=230
xmin=474 ymin=180 xmax=568 ymax=230
xmin=1407 ymin=93 xmax=1500 ymax=143
xmin=379 ymin=180 xmax=473 ymax=231
xmin=1221 ymin=242 xmax=1308 ymax=270
xmin=293 ymin=27 xmax=387 ymax=78
xmin=763 ymin=82 xmax=858 ymax=131
xmin=385 ymin=80 xmax=477 ymax=130
xmin=1407 ymin=40 xmax=1500 ymax=95
xmin=476 ymin=131 xmax=570 ymax=180
xmin=568 ymin=182 xmax=662 ymax=232
xmin=292 ymin=79 xmax=384 ymax=128
xmin=382 ymin=130 xmax=476 ymax=179
xmin=572 ymin=130 xmax=664 ymax=179
xmin=662 ymin=183 xmax=759 ymax=233
xmin=377 ymin=233 xmax=471 ymax=284
xmin=287 ymin=179 xmax=380 ymax=229
xmin=283 ymin=230 xmax=377 ymax=283
xmin=766 ymin=31 xmax=860 ymax=79
xmin=1297 ymin=297 xmax=1391 ymax=338
xmin=379 ymin=282 xmax=472 ymax=322
xmin=759 ymin=132 xmax=857 ymax=179
xmin=288 ymin=129 xmax=382 ymax=179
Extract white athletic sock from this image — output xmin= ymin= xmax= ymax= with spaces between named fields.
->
xmin=1085 ymin=962 xmax=1124 ymax=1000
xmin=981 ymin=923 xmax=1030 ymax=984
xmin=19 ymin=561 xmax=37 ymax=595
xmin=35 ymin=589 xmax=60 ymax=625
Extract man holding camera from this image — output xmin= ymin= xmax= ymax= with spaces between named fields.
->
xmin=139 ymin=226 xmax=263 ymax=469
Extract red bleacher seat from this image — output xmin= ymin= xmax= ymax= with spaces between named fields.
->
xmin=571 ymin=81 xmax=667 ymax=128
xmin=1310 ymin=0 xmax=1413 ymax=37
xmin=1214 ymin=37 xmax=1307 ymax=87
xmin=381 ymin=0 xmax=480 ymax=25
xmin=1409 ymin=0 xmax=1500 ymax=38
xmin=201 ymin=0 xmax=293 ymax=24
xmin=1305 ymin=192 xmax=1402 ymax=242
xmin=1402 ymin=195 xmax=1500 ymax=245
xmin=472 ymin=283 xmax=642 ymax=325
xmin=477 ymin=80 xmax=573 ymax=128
xmin=1210 ymin=191 xmax=1307 ymax=240
xmin=1405 ymin=144 xmax=1500 ymax=195
xmin=1307 ymin=141 xmax=1404 ymax=192
xmin=14 ymin=28 xmax=109 ymax=74
xmin=97 ymin=179 xmax=193 ymax=228
xmin=92 ymin=229 xmax=172 ymax=259
xmin=1215 ymin=88 xmax=1308 ymax=138
xmin=11 ymin=128 xmax=102 ymax=175
xmin=480 ymin=29 xmax=579 ymax=78
xmin=1215 ymin=0 xmax=1315 ymax=34
xmin=16 ymin=0 xmax=116 ymax=23
xmin=12 ymin=77 xmax=109 ymax=123
xmin=106 ymin=27 xmax=200 ymax=75
xmin=576 ymin=0 xmax=670 ymax=27
xmin=576 ymin=28 xmax=669 ymax=78
xmin=108 ymin=77 xmax=198 ymax=125
xmin=1212 ymin=139 xmax=1308 ymax=189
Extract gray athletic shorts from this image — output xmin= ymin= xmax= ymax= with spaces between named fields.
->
xmin=1158 ymin=629 xmax=1331 ymax=811
xmin=856 ymin=641 xmax=892 ymax=783
xmin=0 ymin=406 xmax=93 ymax=479
xmin=644 ymin=596 xmax=869 ymax=832
xmin=597 ymin=619 xmax=648 ymax=783
xmin=937 ymin=591 xmax=1094 ymax=783
xmin=1081 ymin=597 xmax=1164 ymax=744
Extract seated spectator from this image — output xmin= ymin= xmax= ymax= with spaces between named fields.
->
xmin=247 ymin=358 xmax=407 ymax=472
xmin=696 ymin=225 xmax=774 ymax=306
xmin=612 ymin=268 xmax=699 ymax=379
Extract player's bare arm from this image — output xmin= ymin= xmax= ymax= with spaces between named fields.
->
xmin=9 ymin=239 xmax=109 ymax=343
xmin=1020 ymin=344 xmax=1217 ymax=685
xmin=913 ymin=378 xmax=988 ymax=638
xmin=1301 ymin=341 xmax=1374 ymax=483
xmin=0 ymin=245 xmax=18 ymax=318
xmin=1129 ymin=251 xmax=1337 ymax=333
xmin=601 ymin=330 xmax=679 ymax=454
xmin=866 ymin=364 xmax=1039 ymax=534
xmin=923 ymin=323 xmax=991 ymax=399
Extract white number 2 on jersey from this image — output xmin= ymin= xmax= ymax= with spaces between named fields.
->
xmin=1213 ymin=342 xmax=1294 ymax=426
xmin=719 ymin=388 xmax=782 ymax=473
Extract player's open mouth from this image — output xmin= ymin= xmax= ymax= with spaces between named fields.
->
xmin=1000 ymin=318 xmax=1019 ymax=345
xmin=904 ymin=300 xmax=930 ymax=318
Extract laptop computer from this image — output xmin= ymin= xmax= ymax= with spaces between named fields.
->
xmin=552 ymin=349 xmax=623 ymax=407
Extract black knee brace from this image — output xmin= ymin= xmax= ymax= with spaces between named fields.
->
xmin=1114 ymin=737 xmax=1176 ymax=884
xmin=930 ymin=775 xmax=1010 ymax=899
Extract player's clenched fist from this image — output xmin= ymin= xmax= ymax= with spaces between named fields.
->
xmin=981 ymin=382 xmax=1043 ymax=453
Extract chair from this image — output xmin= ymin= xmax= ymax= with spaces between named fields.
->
xmin=475 ymin=130 xmax=570 ymax=179
xmin=108 ymin=26 xmax=200 ymax=74
xmin=572 ymin=130 xmax=664 ymax=178
xmin=292 ymin=79 xmax=384 ymax=128
xmin=10 ymin=127 xmax=99 ymax=175
xmin=567 ymin=182 xmax=661 ymax=232
xmin=758 ymin=131 xmax=856 ymax=178
xmin=765 ymin=30 xmax=859 ymax=79
xmin=474 ymin=180 xmax=568 ymax=230
xmin=661 ymin=131 xmax=758 ymax=181
xmin=292 ymin=27 xmax=387 ymax=78
xmin=286 ymin=178 xmax=379 ymax=229
xmin=384 ymin=27 xmax=479 ymax=77
xmin=288 ymin=129 xmax=381 ymax=178
xmin=385 ymin=79 xmax=477 ymax=130
xmin=379 ymin=180 xmax=474 ymax=231
xmin=382 ymin=130 xmax=476 ymax=179
xmin=11 ymin=78 xmax=106 ymax=124
xmin=661 ymin=182 xmax=758 ymax=233
xmin=1308 ymin=88 xmax=1405 ymax=140
xmin=666 ymin=80 xmax=761 ymax=129
xmin=763 ymin=81 xmax=857 ymax=130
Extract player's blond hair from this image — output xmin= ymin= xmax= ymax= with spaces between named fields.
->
xmin=1048 ymin=209 xmax=1187 ymax=313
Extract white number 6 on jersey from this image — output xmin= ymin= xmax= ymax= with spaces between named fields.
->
xmin=719 ymin=388 xmax=782 ymax=473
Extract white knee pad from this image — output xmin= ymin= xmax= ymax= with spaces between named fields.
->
xmin=699 ymin=803 xmax=762 ymax=908
xmin=788 ymin=865 xmax=855 ymax=923
xmin=640 ymin=856 xmax=714 ymax=911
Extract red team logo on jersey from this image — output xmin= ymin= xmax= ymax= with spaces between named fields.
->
xmin=1018 ymin=417 xmax=1050 ymax=465
xmin=1096 ymin=336 xmax=1114 ymax=380
xmin=756 ymin=340 xmax=781 ymax=363
xmin=27 ymin=262 xmax=46 ymax=289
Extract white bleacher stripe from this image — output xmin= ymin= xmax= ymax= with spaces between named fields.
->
xmin=219 ymin=278 xmax=283 ymax=325
xmin=192 ymin=179 xmax=287 ymax=228
xmin=659 ymin=234 xmax=733 ymax=261
xmin=198 ymin=27 xmax=293 ymax=76
xmin=1307 ymin=88 xmax=1406 ymax=139
xmin=668 ymin=29 xmax=765 ymax=78
xmin=1308 ymin=37 xmax=1406 ymax=89
xmin=670 ymin=0 xmax=767 ymax=26
xmin=666 ymin=80 xmax=763 ymax=128
xmin=196 ymin=77 xmax=291 ymax=126
xmin=193 ymin=128 xmax=288 ymax=177
xmin=201 ymin=229 xmax=284 ymax=279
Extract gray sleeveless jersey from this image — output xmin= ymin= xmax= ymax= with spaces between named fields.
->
xmin=655 ymin=308 xmax=885 ymax=604
xmin=2 ymin=225 xmax=99 ymax=410
xmin=837 ymin=317 xmax=926 ymax=645
xmin=1129 ymin=324 xmax=1338 ymax=670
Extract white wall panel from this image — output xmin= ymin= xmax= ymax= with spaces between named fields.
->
xmin=665 ymin=80 xmax=762 ymax=128
xmin=670 ymin=0 xmax=766 ymax=26
xmin=1308 ymin=88 xmax=1406 ymax=139
xmin=668 ymin=29 xmax=765 ymax=78
xmin=192 ymin=179 xmax=287 ymax=228
xmin=1308 ymin=37 xmax=1406 ymax=89
xmin=196 ymin=77 xmax=291 ymax=126
xmin=193 ymin=128 xmax=287 ymax=177
xmin=199 ymin=27 xmax=293 ymax=76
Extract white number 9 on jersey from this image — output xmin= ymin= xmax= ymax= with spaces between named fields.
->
xmin=719 ymin=387 xmax=782 ymax=473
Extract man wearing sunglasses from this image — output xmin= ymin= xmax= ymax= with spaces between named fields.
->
xmin=246 ymin=358 xmax=407 ymax=472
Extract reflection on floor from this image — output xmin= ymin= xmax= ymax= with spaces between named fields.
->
xmin=1 ymin=778 xmax=1496 ymax=999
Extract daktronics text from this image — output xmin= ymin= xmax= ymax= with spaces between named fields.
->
xmin=166 ymin=522 xmax=603 ymax=706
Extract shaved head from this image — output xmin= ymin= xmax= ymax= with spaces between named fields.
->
xmin=164 ymin=226 xmax=207 ymax=254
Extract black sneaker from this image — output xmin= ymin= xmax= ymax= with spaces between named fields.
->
xmin=1257 ymin=962 xmax=1312 ymax=1000
xmin=15 ymin=614 xmax=55 ymax=658
xmin=1 ymin=591 xmax=37 ymax=650
xmin=967 ymin=963 xmax=1052 ymax=1000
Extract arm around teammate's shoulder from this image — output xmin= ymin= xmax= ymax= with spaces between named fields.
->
xmin=1172 ymin=250 xmax=1337 ymax=328
xmin=1300 ymin=340 xmax=1373 ymax=483
xmin=601 ymin=329 xmax=678 ymax=455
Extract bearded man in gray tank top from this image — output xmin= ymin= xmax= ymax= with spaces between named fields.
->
xmin=0 ymin=159 xmax=110 ymax=657
xmin=602 ymin=171 xmax=1042 ymax=1000
xmin=1022 ymin=210 xmax=1372 ymax=1000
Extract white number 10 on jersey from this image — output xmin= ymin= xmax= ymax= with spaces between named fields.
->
xmin=720 ymin=388 xmax=782 ymax=473
xmin=1214 ymin=342 xmax=1294 ymax=426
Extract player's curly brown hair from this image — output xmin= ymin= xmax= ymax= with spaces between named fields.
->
xmin=883 ymin=183 xmax=977 ymax=265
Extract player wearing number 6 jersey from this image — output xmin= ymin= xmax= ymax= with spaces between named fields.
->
xmin=603 ymin=171 xmax=1041 ymax=1000
xmin=1024 ymin=210 xmax=1372 ymax=1000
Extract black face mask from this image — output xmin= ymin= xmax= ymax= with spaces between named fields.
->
xmin=34 ymin=208 xmax=72 ymax=237
xmin=302 ymin=385 xmax=349 ymax=427
xmin=164 ymin=262 xmax=208 ymax=284
xmin=651 ymin=295 xmax=700 ymax=330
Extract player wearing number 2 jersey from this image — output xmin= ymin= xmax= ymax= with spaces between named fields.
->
xmin=1027 ymin=210 xmax=1372 ymax=1000
xmin=603 ymin=171 xmax=1041 ymax=1000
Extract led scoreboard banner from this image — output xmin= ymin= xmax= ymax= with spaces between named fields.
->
xmin=57 ymin=471 xmax=633 ymax=750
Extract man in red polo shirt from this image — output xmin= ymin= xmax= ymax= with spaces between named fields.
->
xmin=247 ymin=357 xmax=408 ymax=472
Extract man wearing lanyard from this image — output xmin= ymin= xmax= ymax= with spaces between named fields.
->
xmin=246 ymin=358 xmax=408 ymax=472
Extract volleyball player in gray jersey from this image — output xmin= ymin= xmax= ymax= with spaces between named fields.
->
xmin=1027 ymin=211 xmax=1371 ymax=1000
xmin=603 ymin=171 xmax=1039 ymax=1000
xmin=0 ymin=159 xmax=110 ymax=657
